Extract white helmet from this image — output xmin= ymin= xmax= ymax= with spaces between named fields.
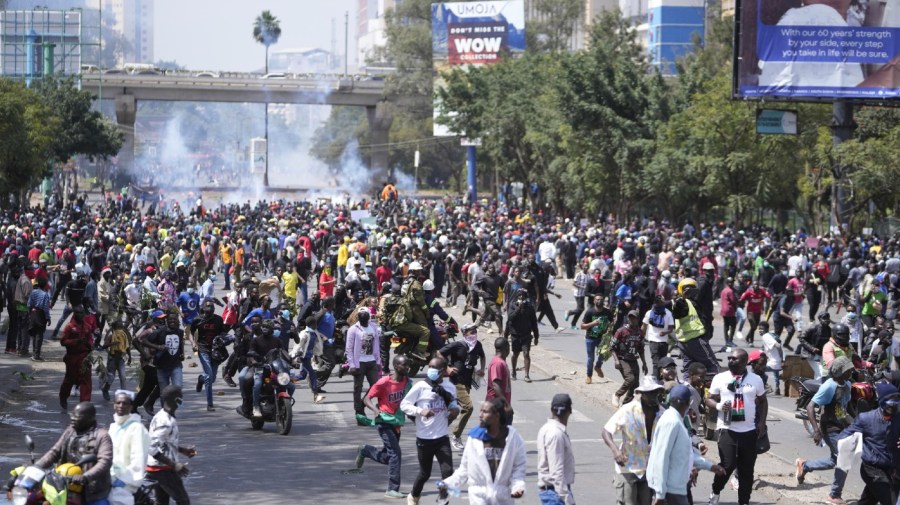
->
xmin=409 ymin=261 xmax=422 ymax=271
xmin=423 ymin=279 xmax=434 ymax=291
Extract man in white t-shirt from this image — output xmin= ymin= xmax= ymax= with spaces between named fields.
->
xmin=642 ymin=296 xmax=675 ymax=380
xmin=705 ymin=348 xmax=768 ymax=505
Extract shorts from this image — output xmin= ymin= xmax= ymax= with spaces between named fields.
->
xmin=510 ymin=334 xmax=532 ymax=353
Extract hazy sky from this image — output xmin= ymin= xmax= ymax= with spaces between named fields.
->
xmin=154 ymin=0 xmax=358 ymax=72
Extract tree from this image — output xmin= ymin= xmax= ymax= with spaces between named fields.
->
xmin=252 ymin=10 xmax=282 ymax=74
xmin=33 ymin=76 xmax=123 ymax=163
xmin=526 ymin=0 xmax=584 ymax=53
xmin=0 ymin=78 xmax=59 ymax=207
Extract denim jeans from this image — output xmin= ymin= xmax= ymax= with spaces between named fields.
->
xmin=156 ymin=366 xmax=183 ymax=391
xmin=296 ymin=356 xmax=319 ymax=394
xmin=764 ymin=366 xmax=782 ymax=391
xmin=105 ymin=354 xmax=128 ymax=390
xmin=538 ymin=488 xmax=567 ymax=505
xmin=802 ymin=431 xmax=848 ymax=499
xmin=362 ymin=424 xmax=402 ymax=492
xmin=585 ymin=338 xmax=602 ymax=377
xmin=198 ymin=351 xmax=219 ymax=406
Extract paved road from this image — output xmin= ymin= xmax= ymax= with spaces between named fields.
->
xmin=0 ymin=276 xmax=848 ymax=505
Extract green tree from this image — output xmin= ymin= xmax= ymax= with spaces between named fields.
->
xmin=253 ymin=10 xmax=282 ymax=74
xmin=0 ymin=79 xmax=59 ymax=207
xmin=526 ymin=0 xmax=584 ymax=53
xmin=33 ymin=76 xmax=123 ymax=163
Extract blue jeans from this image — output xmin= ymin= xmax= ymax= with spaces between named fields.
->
xmin=198 ymin=351 xmax=219 ymax=406
xmin=362 ymin=424 xmax=402 ymax=492
xmin=585 ymin=338 xmax=602 ymax=377
xmin=296 ymin=356 xmax=319 ymax=393
xmin=539 ymin=488 xmax=567 ymax=505
xmin=86 ymin=498 xmax=110 ymax=505
xmin=242 ymin=366 xmax=296 ymax=408
xmin=802 ymin=431 xmax=848 ymax=498
xmin=765 ymin=366 xmax=782 ymax=391
xmin=299 ymin=282 xmax=308 ymax=304
xmin=156 ymin=366 xmax=183 ymax=393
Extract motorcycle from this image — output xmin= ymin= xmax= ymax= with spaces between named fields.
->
xmin=5 ymin=435 xmax=98 ymax=505
xmin=793 ymin=368 xmax=880 ymax=435
xmin=235 ymin=348 xmax=296 ymax=434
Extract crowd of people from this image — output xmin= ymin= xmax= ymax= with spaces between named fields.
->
xmin=2 ymin=186 xmax=900 ymax=505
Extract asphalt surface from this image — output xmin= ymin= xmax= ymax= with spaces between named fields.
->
xmin=0 ymin=275 xmax=859 ymax=505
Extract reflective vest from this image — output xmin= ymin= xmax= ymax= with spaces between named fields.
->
xmin=675 ymin=299 xmax=705 ymax=343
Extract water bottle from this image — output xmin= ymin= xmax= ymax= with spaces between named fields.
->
xmin=722 ymin=400 xmax=732 ymax=425
xmin=436 ymin=480 xmax=461 ymax=504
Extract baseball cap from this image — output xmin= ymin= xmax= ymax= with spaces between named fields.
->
xmin=669 ymin=384 xmax=693 ymax=404
xmin=748 ymin=350 xmax=766 ymax=362
xmin=627 ymin=309 xmax=640 ymax=318
xmin=658 ymin=357 xmax=677 ymax=369
xmin=150 ymin=310 xmax=166 ymax=319
xmin=551 ymin=393 xmax=572 ymax=415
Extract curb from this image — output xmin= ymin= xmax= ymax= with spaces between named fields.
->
xmin=0 ymin=353 xmax=36 ymax=414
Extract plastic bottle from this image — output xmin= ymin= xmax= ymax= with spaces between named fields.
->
xmin=722 ymin=400 xmax=732 ymax=425
xmin=436 ymin=480 xmax=461 ymax=503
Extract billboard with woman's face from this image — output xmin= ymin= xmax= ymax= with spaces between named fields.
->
xmin=734 ymin=0 xmax=900 ymax=101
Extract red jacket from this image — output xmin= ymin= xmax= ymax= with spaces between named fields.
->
xmin=61 ymin=318 xmax=95 ymax=354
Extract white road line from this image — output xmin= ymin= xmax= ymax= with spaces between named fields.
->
xmin=522 ymin=400 xmax=593 ymax=423
xmin=524 ymin=438 xmax=604 ymax=444
xmin=313 ymin=403 xmax=349 ymax=428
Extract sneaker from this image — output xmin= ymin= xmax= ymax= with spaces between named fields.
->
xmin=224 ymin=376 xmax=237 ymax=387
xmin=717 ymin=346 xmax=729 ymax=353
xmin=101 ymin=385 xmax=110 ymax=401
xmin=252 ymin=407 xmax=263 ymax=418
xmin=407 ymin=494 xmax=419 ymax=505
xmin=314 ymin=394 xmax=326 ymax=404
xmin=564 ymin=312 xmax=571 ymax=322
xmin=595 ymin=365 xmax=605 ymax=379
xmin=451 ymin=436 xmax=464 ymax=450
xmin=17 ymin=351 xmax=31 ymax=358
xmin=524 ymin=376 xmax=532 ymax=383
xmin=511 ymin=373 xmax=517 ymax=381
xmin=708 ymin=493 xmax=720 ymax=505
xmin=795 ymin=458 xmax=807 ymax=484
xmin=60 ymin=398 xmax=68 ymax=411
xmin=825 ymin=497 xmax=848 ymax=505
xmin=730 ymin=475 xmax=739 ymax=490
xmin=196 ymin=375 xmax=204 ymax=393
xmin=611 ymin=393 xmax=621 ymax=408
xmin=556 ymin=327 xmax=563 ymax=333
xmin=784 ymin=343 xmax=794 ymax=352
xmin=355 ymin=445 xmax=365 ymax=469
xmin=206 ymin=405 xmax=216 ymax=412
xmin=774 ymin=387 xmax=781 ymax=396
xmin=569 ymin=326 xmax=577 ymax=331
xmin=585 ymin=376 xmax=592 ymax=384
xmin=31 ymin=355 xmax=44 ymax=362
xmin=384 ymin=490 xmax=405 ymax=499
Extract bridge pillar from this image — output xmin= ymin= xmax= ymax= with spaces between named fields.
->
xmin=366 ymin=101 xmax=393 ymax=184
xmin=114 ymin=95 xmax=136 ymax=179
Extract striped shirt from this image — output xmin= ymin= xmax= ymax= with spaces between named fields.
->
xmin=27 ymin=288 xmax=51 ymax=320
xmin=573 ymin=272 xmax=588 ymax=297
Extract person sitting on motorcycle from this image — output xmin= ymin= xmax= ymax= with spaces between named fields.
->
xmin=822 ymin=323 xmax=872 ymax=378
xmin=393 ymin=261 xmax=431 ymax=361
xmin=424 ymin=279 xmax=458 ymax=352
xmin=36 ymin=402 xmax=113 ymax=505
xmin=238 ymin=318 xmax=284 ymax=418
xmin=799 ymin=312 xmax=832 ymax=380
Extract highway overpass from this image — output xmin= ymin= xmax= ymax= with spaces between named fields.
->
xmin=81 ymin=72 xmax=392 ymax=184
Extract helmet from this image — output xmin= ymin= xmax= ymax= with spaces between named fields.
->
xmin=409 ymin=261 xmax=422 ymax=271
xmin=677 ymin=278 xmax=698 ymax=296
xmin=817 ymin=312 xmax=831 ymax=323
xmin=422 ymin=279 xmax=434 ymax=291
xmin=54 ymin=462 xmax=85 ymax=493
xmin=831 ymin=323 xmax=850 ymax=346
xmin=125 ymin=244 xmax=133 ymax=252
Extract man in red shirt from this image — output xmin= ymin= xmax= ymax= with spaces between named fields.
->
xmin=719 ymin=278 xmax=738 ymax=353
xmin=740 ymin=280 xmax=772 ymax=346
xmin=486 ymin=337 xmax=512 ymax=408
xmin=319 ymin=265 xmax=336 ymax=298
xmin=59 ymin=304 xmax=96 ymax=409
xmin=355 ymin=355 xmax=411 ymax=499
xmin=375 ymin=257 xmax=393 ymax=290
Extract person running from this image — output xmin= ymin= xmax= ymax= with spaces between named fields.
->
xmin=347 ymin=306 xmax=381 ymax=419
xmin=739 ymin=280 xmax=770 ymax=346
xmin=536 ymin=394 xmax=577 ymax=505
xmin=505 ymin=289 xmax=539 ymax=383
xmin=400 ymin=357 xmax=460 ymax=505
xmin=642 ymin=295 xmax=674 ymax=381
xmin=189 ymin=300 xmax=225 ymax=411
xmin=565 ymin=263 xmax=590 ymax=331
xmin=355 ymin=355 xmax=412 ymax=499
xmin=59 ymin=304 xmax=96 ymax=410
xmin=108 ymin=390 xmax=150 ymax=505
xmin=437 ymin=323 xmax=486 ymax=450
xmin=146 ymin=386 xmax=196 ymax=505
xmin=581 ymin=294 xmax=614 ymax=384
xmin=611 ymin=310 xmax=648 ymax=407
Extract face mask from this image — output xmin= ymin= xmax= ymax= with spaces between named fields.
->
xmin=426 ymin=367 xmax=441 ymax=382
xmin=209 ymin=275 xmax=217 ymax=281
xmin=113 ymin=413 xmax=130 ymax=425
xmin=187 ymin=288 xmax=195 ymax=295
xmin=281 ymin=310 xmax=291 ymax=320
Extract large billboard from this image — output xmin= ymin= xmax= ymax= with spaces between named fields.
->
xmin=734 ymin=0 xmax=900 ymax=101
xmin=432 ymin=1 xmax=526 ymax=136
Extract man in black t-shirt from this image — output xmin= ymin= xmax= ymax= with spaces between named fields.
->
xmin=581 ymin=295 xmax=613 ymax=384
xmin=146 ymin=313 xmax=185 ymax=393
xmin=773 ymin=286 xmax=797 ymax=350
xmin=438 ymin=323 xmax=486 ymax=450
xmin=190 ymin=300 xmax=225 ymax=411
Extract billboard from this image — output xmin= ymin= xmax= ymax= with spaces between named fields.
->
xmin=734 ymin=0 xmax=900 ymax=101
xmin=432 ymin=1 xmax=526 ymax=136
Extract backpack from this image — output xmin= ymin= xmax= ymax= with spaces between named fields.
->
xmin=210 ymin=335 xmax=231 ymax=365
xmin=380 ymin=294 xmax=409 ymax=328
xmin=29 ymin=307 xmax=47 ymax=331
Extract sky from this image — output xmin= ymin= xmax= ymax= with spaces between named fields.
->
xmin=154 ymin=0 xmax=358 ymax=73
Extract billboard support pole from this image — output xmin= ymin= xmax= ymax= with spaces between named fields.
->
xmin=830 ymin=100 xmax=853 ymax=236
xmin=467 ymin=145 xmax=477 ymax=205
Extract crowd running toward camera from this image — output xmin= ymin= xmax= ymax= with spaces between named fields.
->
xmin=2 ymin=185 xmax=900 ymax=505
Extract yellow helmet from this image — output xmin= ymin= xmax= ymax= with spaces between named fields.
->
xmin=677 ymin=278 xmax=698 ymax=296
xmin=54 ymin=462 xmax=84 ymax=493
xmin=125 ymin=244 xmax=133 ymax=252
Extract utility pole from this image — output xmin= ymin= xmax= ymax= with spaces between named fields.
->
xmin=344 ymin=11 xmax=349 ymax=76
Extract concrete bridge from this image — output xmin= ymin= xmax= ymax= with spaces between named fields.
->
xmin=81 ymin=73 xmax=393 ymax=182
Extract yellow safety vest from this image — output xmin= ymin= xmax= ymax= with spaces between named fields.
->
xmin=675 ymin=299 xmax=705 ymax=343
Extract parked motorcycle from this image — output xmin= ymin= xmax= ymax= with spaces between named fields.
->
xmin=236 ymin=348 xmax=296 ymax=434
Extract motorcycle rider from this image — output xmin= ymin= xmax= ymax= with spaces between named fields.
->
xmin=423 ymin=279 xmax=458 ymax=351
xmin=36 ymin=402 xmax=113 ymax=505
xmin=393 ymin=261 xmax=431 ymax=361
xmin=794 ymin=356 xmax=853 ymax=505
xmin=821 ymin=323 xmax=871 ymax=377
xmin=239 ymin=318 xmax=286 ymax=418
xmin=672 ymin=278 xmax=720 ymax=379
xmin=798 ymin=312 xmax=832 ymax=380
xmin=108 ymin=390 xmax=150 ymax=505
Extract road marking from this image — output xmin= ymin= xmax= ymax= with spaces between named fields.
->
xmin=312 ymin=403 xmax=349 ymax=428
xmin=524 ymin=438 xmax=604 ymax=444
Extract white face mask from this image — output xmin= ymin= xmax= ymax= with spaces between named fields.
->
xmin=113 ymin=413 xmax=130 ymax=425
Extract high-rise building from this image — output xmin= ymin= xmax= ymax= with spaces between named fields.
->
xmin=646 ymin=0 xmax=704 ymax=74
xmin=357 ymin=0 xmax=395 ymax=70
xmin=106 ymin=0 xmax=153 ymax=64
